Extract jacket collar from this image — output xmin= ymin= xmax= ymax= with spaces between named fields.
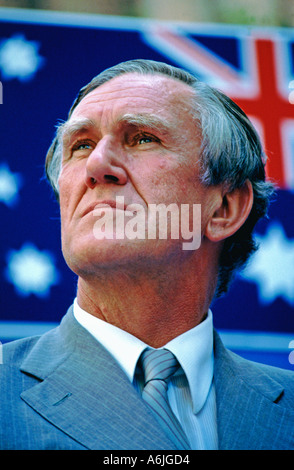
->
xmin=20 ymin=307 xmax=179 ymax=450
xmin=213 ymin=330 xmax=294 ymax=450
xmin=20 ymin=308 xmax=294 ymax=450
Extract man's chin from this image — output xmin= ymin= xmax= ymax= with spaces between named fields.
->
xmin=63 ymin=235 xmax=190 ymax=279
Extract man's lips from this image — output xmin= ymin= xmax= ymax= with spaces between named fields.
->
xmin=82 ymin=200 xmax=132 ymax=217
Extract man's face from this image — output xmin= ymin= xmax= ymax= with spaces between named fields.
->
xmin=58 ymin=73 xmax=218 ymax=276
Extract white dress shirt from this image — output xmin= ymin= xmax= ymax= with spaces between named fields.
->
xmin=73 ymin=298 xmax=218 ymax=449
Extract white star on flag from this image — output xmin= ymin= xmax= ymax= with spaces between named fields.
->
xmin=5 ymin=243 xmax=60 ymax=298
xmin=0 ymin=163 xmax=22 ymax=207
xmin=241 ymin=222 xmax=294 ymax=305
xmin=0 ymin=33 xmax=45 ymax=81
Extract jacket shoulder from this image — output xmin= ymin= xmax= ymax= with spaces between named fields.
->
xmin=1 ymin=314 xmax=74 ymax=380
xmin=214 ymin=330 xmax=294 ymax=405
xmin=2 ymin=335 xmax=41 ymax=367
xmin=233 ymin=349 xmax=294 ymax=404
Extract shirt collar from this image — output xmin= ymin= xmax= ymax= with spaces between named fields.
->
xmin=164 ymin=310 xmax=214 ymax=414
xmin=73 ymin=298 xmax=146 ymax=381
xmin=73 ymin=298 xmax=214 ymax=415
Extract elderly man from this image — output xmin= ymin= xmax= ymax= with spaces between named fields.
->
xmin=1 ymin=60 xmax=294 ymax=450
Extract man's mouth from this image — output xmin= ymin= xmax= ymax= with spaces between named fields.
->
xmin=82 ymin=199 xmax=135 ymax=217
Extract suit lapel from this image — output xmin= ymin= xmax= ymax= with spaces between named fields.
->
xmin=20 ymin=309 xmax=294 ymax=450
xmin=213 ymin=330 xmax=294 ymax=450
xmin=20 ymin=308 xmax=177 ymax=450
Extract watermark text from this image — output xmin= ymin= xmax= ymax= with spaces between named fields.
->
xmin=92 ymin=197 xmax=201 ymax=250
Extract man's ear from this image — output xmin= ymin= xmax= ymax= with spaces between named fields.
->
xmin=205 ymin=180 xmax=253 ymax=242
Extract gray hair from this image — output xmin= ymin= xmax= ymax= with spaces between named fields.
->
xmin=45 ymin=59 xmax=275 ymax=297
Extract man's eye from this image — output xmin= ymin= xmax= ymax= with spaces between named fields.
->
xmin=69 ymin=141 xmax=95 ymax=157
xmin=133 ymin=133 xmax=160 ymax=146
xmin=138 ymin=136 xmax=153 ymax=145
xmin=72 ymin=142 xmax=92 ymax=151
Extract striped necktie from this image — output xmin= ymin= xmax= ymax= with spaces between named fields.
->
xmin=139 ymin=348 xmax=191 ymax=450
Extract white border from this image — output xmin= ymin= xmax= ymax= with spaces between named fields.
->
xmin=0 ymin=7 xmax=293 ymax=35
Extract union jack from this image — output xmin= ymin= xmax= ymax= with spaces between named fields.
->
xmin=143 ymin=25 xmax=294 ymax=189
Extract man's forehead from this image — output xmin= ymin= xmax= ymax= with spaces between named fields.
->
xmin=90 ymin=71 xmax=191 ymax=92
xmin=72 ymin=72 xmax=194 ymax=112
xmin=61 ymin=73 xmax=197 ymax=143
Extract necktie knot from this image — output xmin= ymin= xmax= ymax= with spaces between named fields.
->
xmin=141 ymin=348 xmax=179 ymax=385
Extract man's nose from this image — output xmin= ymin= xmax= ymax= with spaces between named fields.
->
xmin=85 ymin=136 xmax=128 ymax=188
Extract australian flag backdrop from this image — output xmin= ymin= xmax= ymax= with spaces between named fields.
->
xmin=0 ymin=8 xmax=293 ymax=369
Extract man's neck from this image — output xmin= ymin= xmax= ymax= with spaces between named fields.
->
xmin=76 ymin=260 xmax=216 ymax=348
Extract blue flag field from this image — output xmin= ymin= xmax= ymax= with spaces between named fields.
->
xmin=0 ymin=8 xmax=293 ymax=369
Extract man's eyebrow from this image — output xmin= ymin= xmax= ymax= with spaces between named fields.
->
xmin=59 ymin=113 xmax=171 ymax=144
xmin=60 ymin=117 xmax=96 ymax=142
xmin=117 ymin=113 xmax=171 ymax=135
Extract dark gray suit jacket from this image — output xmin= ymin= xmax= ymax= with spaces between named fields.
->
xmin=1 ymin=306 xmax=294 ymax=450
